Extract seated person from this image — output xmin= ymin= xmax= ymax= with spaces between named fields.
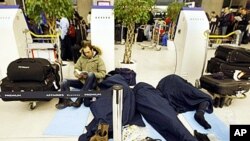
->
xmin=56 ymin=42 xmax=106 ymax=109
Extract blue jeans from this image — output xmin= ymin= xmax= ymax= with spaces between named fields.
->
xmin=61 ymin=72 xmax=97 ymax=91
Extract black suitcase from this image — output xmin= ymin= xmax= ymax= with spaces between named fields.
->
xmin=215 ymin=45 xmax=250 ymax=63
xmin=7 ymin=58 xmax=53 ymax=82
xmin=0 ymin=76 xmax=57 ymax=101
xmin=206 ymin=57 xmax=250 ymax=79
xmin=200 ymin=75 xmax=250 ymax=96
xmin=220 ymin=63 xmax=250 ymax=80
xmin=206 ymin=57 xmax=226 ymax=73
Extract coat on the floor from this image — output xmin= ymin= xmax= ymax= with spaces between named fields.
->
xmin=156 ymin=74 xmax=213 ymax=113
xmin=78 ymin=74 xmax=144 ymax=141
xmin=133 ymin=81 xmax=198 ymax=141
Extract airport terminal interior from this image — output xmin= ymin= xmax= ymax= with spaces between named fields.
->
xmin=1 ymin=0 xmax=250 ymax=141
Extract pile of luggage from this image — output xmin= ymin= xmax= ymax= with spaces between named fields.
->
xmin=200 ymin=45 xmax=250 ymax=107
xmin=0 ymin=58 xmax=60 ymax=109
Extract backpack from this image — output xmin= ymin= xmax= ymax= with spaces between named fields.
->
xmin=68 ymin=24 xmax=76 ymax=38
xmin=107 ymin=68 xmax=136 ymax=86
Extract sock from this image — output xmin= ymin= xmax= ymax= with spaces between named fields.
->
xmin=194 ymin=111 xmax=211 ymax=129
xmin=194 ymin=130 xmax=210 ymax=141
xmin=194 ymin=101 xmax=211 ymax=129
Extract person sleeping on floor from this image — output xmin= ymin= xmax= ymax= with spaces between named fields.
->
xmin=79 ymin=74 xmax=214 ymax=141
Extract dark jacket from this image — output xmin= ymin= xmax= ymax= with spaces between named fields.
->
xmin=78 ymin=74 xmax=144 ymax=141
xmin=133 ymin=81 xmax=198 ymax=141
xmin=156 ymin=74 xmax=213 ymax=113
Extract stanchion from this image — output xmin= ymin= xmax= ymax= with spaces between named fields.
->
xmin=112 ymin=84 xmax=123 ymax=141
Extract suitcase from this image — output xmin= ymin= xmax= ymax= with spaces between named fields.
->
xmin=7 ymin=58 xmax=53 ymax=82
xmin=206 ymin=57 xmax=250 ymax=80
xmin=200 ymin=75 xmax=250 ymax=96
xmin=220 ymin=63 xmax=250 ymax=80
xmin=206 ymin=57 xmax=226 ymax=73
xmin=0 ymin=76 xmax=58 ymax=101
xmin=215 ymin=45 xmax=250 ymax=63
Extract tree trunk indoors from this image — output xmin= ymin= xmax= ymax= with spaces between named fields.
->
xmin=123 ymin=23 xmax=135 ymax=64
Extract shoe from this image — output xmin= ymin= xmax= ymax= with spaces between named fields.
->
xmin=213 ymin=97 xmax=220 ymax=108
xmin=83 ymin=98 xmax=92 ymax=107
xmin=219 ymin=97 xmax=225 ymax=108
xmin=55 ymin=98 xmax=74 ymax=109
xmin=90 ymin=123 xmax=109 ymax=141
xmin=72 ymin=98 xmax=83 ymax=107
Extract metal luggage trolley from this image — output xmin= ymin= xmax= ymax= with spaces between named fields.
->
xmin=196 ymin=30 xmax=247 ymax=107
xmin=139 ymin=20 xmax=167 ymax=51
xmin=24 ymin=30 xmax=62 ymax=110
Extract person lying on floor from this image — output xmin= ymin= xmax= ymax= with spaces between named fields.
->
xmin=56 ymin=42 xmax=106 ymax=109
xmin=133 ymin=74 xmax=214 ymax=141
xmin=78 ymin=74 xmax=145 ymax=141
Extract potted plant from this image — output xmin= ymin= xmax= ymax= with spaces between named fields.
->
xmin=166 ymin=1 xmax=184 ymax=40
xmin=114 ymin=0 xmax=156 ymax=64
xmin=25 ymin=0 xmax=74 ymax=37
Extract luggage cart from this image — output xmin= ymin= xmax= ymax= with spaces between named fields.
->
xmin=196 ymin=30 xmax=248 ymax=107
xmin=139 ymin=20 xmax=167 ymax=51
xmin=25 ymin=31 xmax=62 ymax=110
xmin=207 ymin=30 xmax=241 ymax=48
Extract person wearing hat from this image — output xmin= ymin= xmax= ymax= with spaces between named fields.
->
xmin=55 ymin=42 xmax=106 ymax=109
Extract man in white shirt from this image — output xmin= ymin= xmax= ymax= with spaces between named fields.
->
xmin=59 ymin=17 xmax=71 ymax=60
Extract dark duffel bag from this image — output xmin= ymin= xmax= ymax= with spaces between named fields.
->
xmin=7 ymin=58 xmax=53 ymax=82
xmin=0 ymin=76 xmax=58 ymax=101
xmin=215 ymin=45 xmax=250 ymax=63
xmin=108 ymin=68 xmax=136 ymax=86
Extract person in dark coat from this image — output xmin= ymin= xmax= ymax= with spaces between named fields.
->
xmin=235 ymin=8 xmax=249 ymax=44
xmin=156 ymin=74 xmax=213 ymax=129
xmin=133 ymin=74 xmax=213 ymax=141
xmin=218 ymin=7 xmax=232 ymax=35
xmin=78 ymin=74 xmax=145 ymax=141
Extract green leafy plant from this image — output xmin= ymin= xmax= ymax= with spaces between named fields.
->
xmin=25 ymin=0 xmax=74 ymax=35
xmin=114 ymin=0 xmax=156 ymax=64
xmin=166 ymin=1 xmax=184 ymax=40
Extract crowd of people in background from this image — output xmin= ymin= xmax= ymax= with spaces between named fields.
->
xmin=208 ymin=7 xmax=250 ymax=45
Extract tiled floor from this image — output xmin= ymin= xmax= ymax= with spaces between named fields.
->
xmin=0 ymin=41 xmax=249 ymax=141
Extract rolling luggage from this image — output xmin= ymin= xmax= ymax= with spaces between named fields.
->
xmin=1 ymin=58 xmax=60 ymax=103
xmin=200 ymin=75 xmax=249 ymax=107
xmin=206 ymin=57 xmax=250 ymax=80
xmin=206 ymin=57 xmax=226 ymax=73
xmin=200 ymin=75 xmax=250 ymax=96
xmin=7 ymin=58 xmax=53 ymax=82
xmin=1 ymin=77 xmax=57 ymax=101
xmin=220 ymin=63 xmax=250 ymax=80
xmin=215 ymin=45 xmax=250 ymax=63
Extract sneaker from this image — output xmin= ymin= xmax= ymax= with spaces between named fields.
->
xmin=55 ymin=102 xmax=68 ymax=109
xmin=55 ymin=98 xmax=74 ymax=109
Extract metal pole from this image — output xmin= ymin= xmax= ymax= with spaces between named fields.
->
xmin=112 ymin=84 xmax=123 ymax=141
xmin=234 ymin=30 xmax=241 ymax=46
